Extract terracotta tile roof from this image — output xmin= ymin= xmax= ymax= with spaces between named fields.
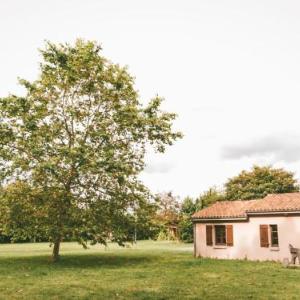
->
xmin=192 ymin=192 xmax=300 ymax=219
xmin=247 ymin=193 xmax=300 ymax=213
xmin=192 ymin=200 xmax=258 ymax=219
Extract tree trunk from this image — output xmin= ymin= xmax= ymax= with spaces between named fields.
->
xmin=52 ymin=238 xmax=61 ymax=262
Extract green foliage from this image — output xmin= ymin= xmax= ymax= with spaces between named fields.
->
xmin=154 ymin=192 xmax=181 ymax=240
xmin=0 ymin=40 xmax=182 ymax=258
xmin=127 ymin=200 xmax=160 ymax=241
xmin=225 ymin=165 xmax=299 ymax=200
xmin=178 ymin=197 xmax=196 ymax=243
xmin=0 ymin=182 xmax=48 ymax=243
xmin=180 ymin=196 xmax=196 ymax=214
xmin=156 ymin=228 xmax=177 ymax=241
xmin=196 ymin=187 xmax=225 ymax=209
xmin=178 ymin=216 xmax=193 ymax=243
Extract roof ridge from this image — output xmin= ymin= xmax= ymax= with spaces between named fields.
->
xmin=266 ymin=192 xmax=300 ymax=196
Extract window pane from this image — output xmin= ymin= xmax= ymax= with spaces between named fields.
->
xmin=215 ymin=225 xmax=226 ymax=245
xmin=270 ymin=225 xmax=279 ymax=247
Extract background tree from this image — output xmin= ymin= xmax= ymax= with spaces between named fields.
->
xmin=154 ymin=192 xmax=181 ymax=240
xmin=196 ymin=186 xmax=225 ymax=209
xmin=0 ymin=181 xmax=49 ymax=243
xmin=126 ymin=199 xmax=159 ymax=242
xmin=178 ymin=196 xmax=196 ymax=242
xmin=225 ymin=165 xmax=299 ymax=200
xmin=0 ymin=40 xmax=182 ymax=261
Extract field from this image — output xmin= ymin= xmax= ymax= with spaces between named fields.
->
xmin=0 ymin=241 xmax=300 ymax=299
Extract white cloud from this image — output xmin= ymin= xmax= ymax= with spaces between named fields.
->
xmin=222 ymin=134 xmax=300 ymax=163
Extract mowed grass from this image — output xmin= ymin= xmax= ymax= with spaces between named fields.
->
xmin=0 ymin=241 xmax=300 ymax=299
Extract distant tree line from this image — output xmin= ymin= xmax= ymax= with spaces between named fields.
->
xmin=0 ymin=165 xmax=298 ymax=244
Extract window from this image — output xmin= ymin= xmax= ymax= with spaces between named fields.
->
xmin=259 ymin=224 xmax=279 ymax=248
xmin=270 ymin=225 xmax=279 ymax=247
xmin=205 ymin=225 xmax=234 ymax=247
xmin=215 ymin=225 xmax=226 ymax=245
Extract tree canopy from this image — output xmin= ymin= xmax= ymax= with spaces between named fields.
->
xmin=225 ymin=165 xmax=299 ymax=200
xmin=178 ymin=196 xmax=197 ymax=243
xmin=196 ymin=186 xmax=225 ymax=208
xmin=0 ymin=40 xmax=182 ymax=260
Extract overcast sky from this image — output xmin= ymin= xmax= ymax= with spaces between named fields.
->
xmin=1 ymin=0 xmax=300 ymax=198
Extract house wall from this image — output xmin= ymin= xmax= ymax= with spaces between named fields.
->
xmin=194 ymin=215 xmax=300 ymax=261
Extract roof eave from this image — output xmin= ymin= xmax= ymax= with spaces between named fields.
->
xmin=192 ymin=216 xmax=247 ymax=223
xmin=247 ymin=210 xmax=300 ymax=216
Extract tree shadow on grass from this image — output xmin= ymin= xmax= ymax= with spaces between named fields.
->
xmin=0 ymin=253 xmax=158 ymax=270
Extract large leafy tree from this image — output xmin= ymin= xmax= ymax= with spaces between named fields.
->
xmin=225 ymin=165 xmax=299 ymax=200
xmin=0 ymin=40 xmax=181 ymax=261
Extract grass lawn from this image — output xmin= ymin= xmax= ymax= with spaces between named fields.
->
xmin=0 ymin=241 xmax=299 ymax=299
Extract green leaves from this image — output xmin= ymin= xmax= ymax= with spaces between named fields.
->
xmin=0 ymin=39 xmax=182 ymax=257
xmin=225 ymin=165 xmax=299 ymax=200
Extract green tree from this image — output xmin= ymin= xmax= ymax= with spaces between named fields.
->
xmin=127 ymin=198 xmax=159 ymax=242
xmin=178 ymin=196 xmax=196 ymax=243
xmin=196 ymin=186 xmax=225 ymax=209
xmin=154 ymin=192 xmax=181 ymax=240
xmin=0 ymin=40 xmax=182 ymax=261
xmin=225 ymin=165 xmax=299 ymax=200
xmin=0 ymin=181 xmax=48 ymax=243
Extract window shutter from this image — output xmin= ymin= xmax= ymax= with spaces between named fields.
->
xmin=226 ymin=225 xmax=234 ymax=246
xmin=206 ymin=225 xmax=213 ymax=246
xmin=260 ymin=225 xmax=269 ymax=247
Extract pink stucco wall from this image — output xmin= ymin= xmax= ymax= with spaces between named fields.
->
xmin=194 ymin=216 xmax=300 ymax=261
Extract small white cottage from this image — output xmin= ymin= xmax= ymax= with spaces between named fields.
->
xmin=192 ymin=192 xmax=300 ymax=261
